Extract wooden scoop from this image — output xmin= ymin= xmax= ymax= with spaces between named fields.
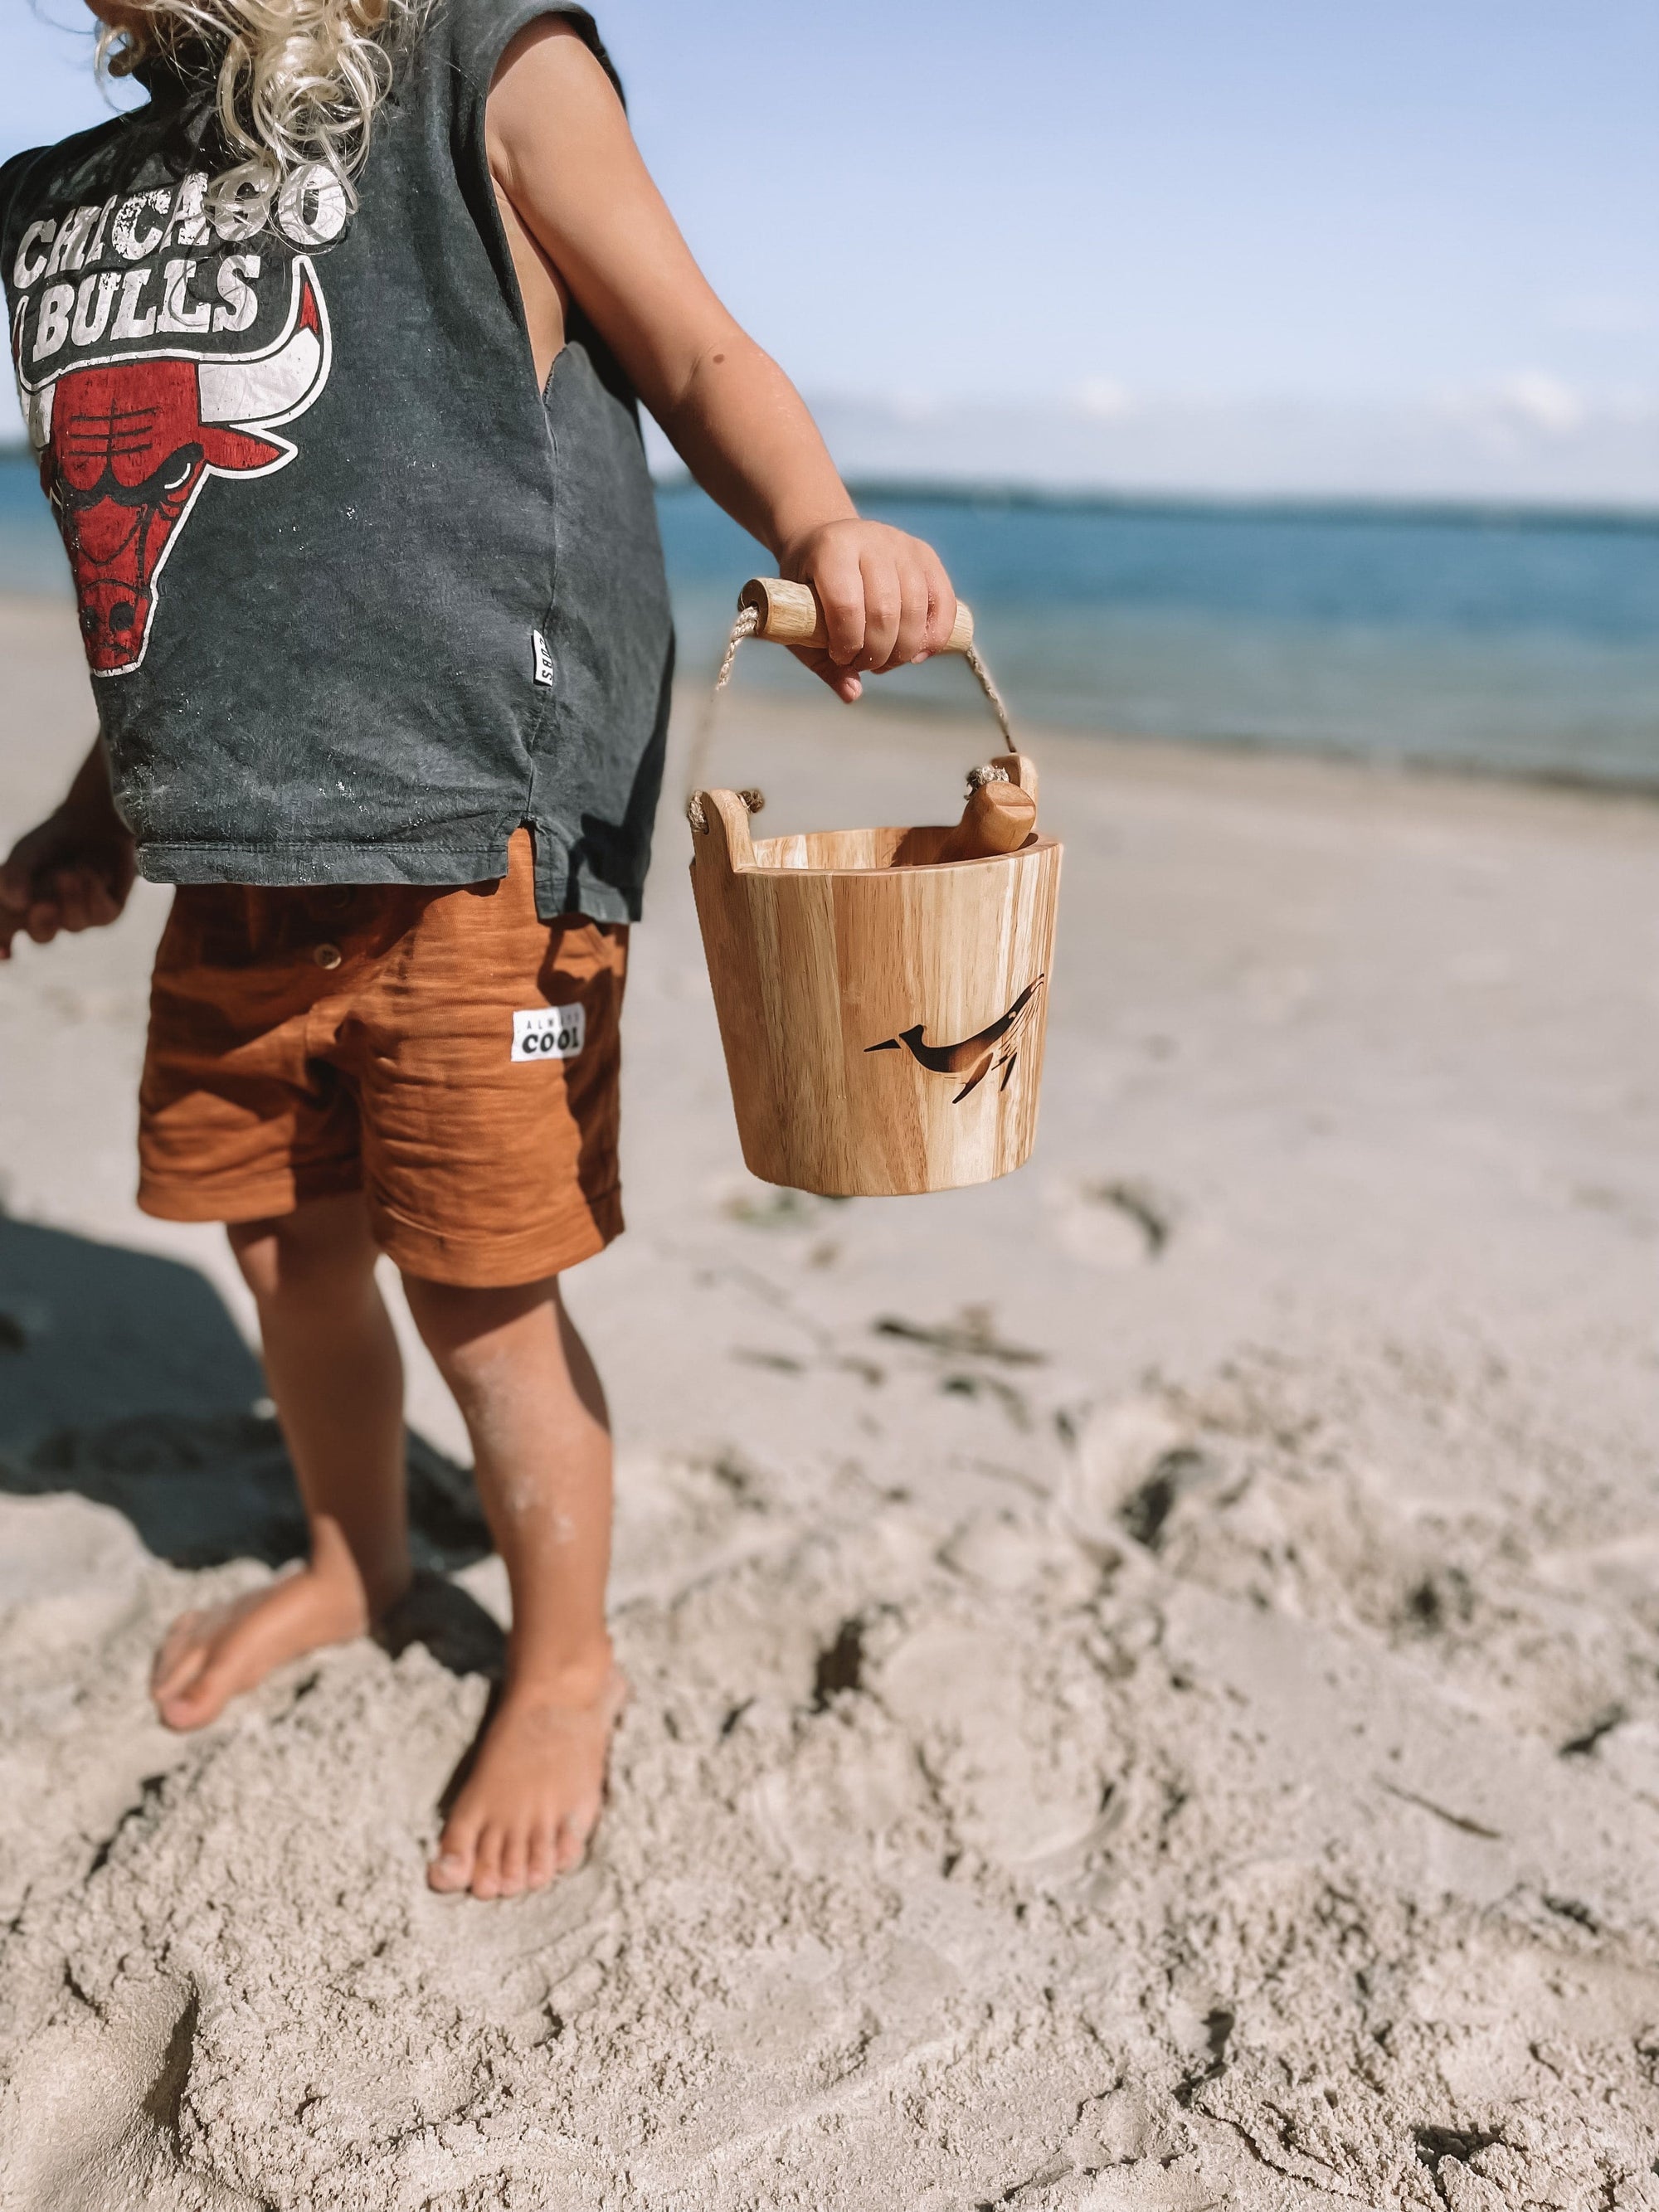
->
xmin=936 ymin=778 xmax=1039 ymax=863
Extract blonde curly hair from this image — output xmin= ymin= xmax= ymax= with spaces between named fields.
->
xmin=99 ymin=0 xmax=427 ymax=227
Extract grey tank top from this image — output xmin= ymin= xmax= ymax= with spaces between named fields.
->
xmin=0 ymin=2 xmax=674 ymax=923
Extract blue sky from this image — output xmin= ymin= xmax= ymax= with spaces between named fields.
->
xmin=7 ymin=2 xmax=1655 ymax=493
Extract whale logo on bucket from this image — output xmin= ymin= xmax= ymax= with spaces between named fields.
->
xmin=865 ymin=975 xmax=1045 ymax=1103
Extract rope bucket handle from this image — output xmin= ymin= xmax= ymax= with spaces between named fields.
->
xmin=686 ymin=577 xmax=1019 ymax=833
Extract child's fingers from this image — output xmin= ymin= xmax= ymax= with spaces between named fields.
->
xmin=802 ymin=543 xmax=868 ymax=668
xmin=857 ymin=547 xmax=902 ymax=673
xmin=88 ymin=878 xmax=124 ymax=926
xmin=921 ymin=548 xmax=958 ymax=659
xmin=884 ymin=544 xmax=935 ymax=669
xmin=0 ymin=855 xmax=34 ymax=913
xmin=53 ymin=864 xmax=122 ymax=932
xmin=0 ymin=865 xmax=124 ymax=944
xmin=786 ymin=644 xmax=863 ymax=702
xmin=787 ymin=525 xmax=960 ymax=688
xmin=48 ymin=867 xmax=95 ymax=934
xmin=2 ymin=835 xmax=61 ymax=930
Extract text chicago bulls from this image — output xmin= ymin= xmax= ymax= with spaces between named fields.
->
xmin=7 ymin=167 xmax=345 ymax=674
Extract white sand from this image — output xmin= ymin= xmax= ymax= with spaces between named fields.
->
xmin=3 ymin=592 xmax=1659 ymax=2209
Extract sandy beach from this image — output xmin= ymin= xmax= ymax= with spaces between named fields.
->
xmin=3 ymin=586 xmax=1659 ymax=2208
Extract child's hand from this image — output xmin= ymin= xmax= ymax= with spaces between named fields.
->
xmin=779 ymin=520 xmax=959 ymax=702
xmin=0 ymin=805 xmax=136 ymax=960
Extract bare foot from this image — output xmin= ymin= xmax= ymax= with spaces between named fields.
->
xmin=150 ymin=1563 xmax=396 ymax=1731
xmin=428 ymin=1663 xmax=627 ymax=1899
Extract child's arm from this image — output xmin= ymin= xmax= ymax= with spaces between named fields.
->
xmin=0 ymin=738 xmax=135 ymax=959
xmin=486 ymin=17 xmax=957 ymax=702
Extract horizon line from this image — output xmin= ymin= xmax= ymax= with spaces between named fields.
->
xmin=657 ymin=472 xmax=1659 ymax=535
xmin=3 ymin=440 xmax=1657 ymax=534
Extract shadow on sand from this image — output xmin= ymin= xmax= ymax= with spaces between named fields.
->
xmin=0 ymin=1217 xmax=505 ymax=1678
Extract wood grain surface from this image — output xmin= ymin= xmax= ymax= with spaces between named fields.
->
xmin=688 ymin=753 xmax=1061 ymax=1196
xmin=935 ymin=780 xmax=1039 ymax=863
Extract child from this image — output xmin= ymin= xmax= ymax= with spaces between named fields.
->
xmin=0 ymin=0 xmax=958 ymax=1900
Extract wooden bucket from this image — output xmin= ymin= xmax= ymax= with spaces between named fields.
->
xmin=688 ymin=582 xmax=1063 ymax=1198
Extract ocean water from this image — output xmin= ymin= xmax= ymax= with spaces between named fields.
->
xmin=661 ymin=484 xmax=1659 ymax=789
xmin=5 ymin=450 xmax=1657 ymax=787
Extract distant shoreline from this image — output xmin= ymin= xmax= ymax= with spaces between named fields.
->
xmin=5 ymin=441 xmax=1659 ymax=537
xmin=654 ymin=470 xmax=1659 ymax=538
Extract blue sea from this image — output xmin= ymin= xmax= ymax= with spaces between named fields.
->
xmin=5 ymin=450 xmax=1657 ymax=788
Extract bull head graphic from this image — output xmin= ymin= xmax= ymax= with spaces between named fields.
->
xmin=17 ymin=257 xmax=329 ymax=675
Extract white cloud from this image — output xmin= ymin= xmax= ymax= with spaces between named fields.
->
xmin=1431 ymin=372 xmax=1593 ymax=448
xmin=1071 ymin=377 xmax=1133 ymax=421
xmin=797 ymin=387 xmax=1659 ymax=507
xmin=1491 ymin=371 xmax=1584 ymax=435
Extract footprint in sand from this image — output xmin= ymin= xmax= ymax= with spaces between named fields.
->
xmin=1046 ymin=1175 xmax=1179 ymax=1269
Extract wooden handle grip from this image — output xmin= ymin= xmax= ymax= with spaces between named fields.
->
xmin=739 ymin=576 xmax=974 ymax=655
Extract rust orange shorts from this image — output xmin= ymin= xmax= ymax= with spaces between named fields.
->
xmin=138 ymin=830 xmax=627 ymax=1286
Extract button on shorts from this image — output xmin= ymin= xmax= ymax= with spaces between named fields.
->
xmin=137 ymin=830 xmax=627 ymax=1286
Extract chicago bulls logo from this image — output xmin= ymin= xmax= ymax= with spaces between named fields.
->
xmin=13 ymin=255 xmax=329 ymax=675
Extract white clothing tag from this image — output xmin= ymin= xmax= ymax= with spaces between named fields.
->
xmin=532 ymin=630 xmax=555 ymax=687
xmin=512 ymin=1004 xmax=586 ymax=1062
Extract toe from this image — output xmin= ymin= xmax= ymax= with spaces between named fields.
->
xmin=428 ymin=1811 xmax=480 ymax=1894
xmin=156 ymin=1652 xmax=241 ymax=1732
xmin=150 ymin=1613 xmax=207 ymax=1699
xmin=495 ymin=1829 xmax=530 ymax=1898
xmin=525 ymin=1823 xmax=558 ymax=1892
xmin=155 ymin=1683 xmax=221 ymax=1733
xmin=155 ymin=1666 xmax=227 ymax=1730
xmin=554 ymin=1806 xmax=595 ymax=1874
xmin=469 ymin=1824 xmax=507 ymax=1900
xmin=151 ymin=1653 xmax=210 ymax=1718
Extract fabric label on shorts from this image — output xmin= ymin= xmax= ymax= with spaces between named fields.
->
xmin=512 ymin=1004 xmax=586 ymax=1062
xmin=532 ymin=630 xmax=555 ymax=687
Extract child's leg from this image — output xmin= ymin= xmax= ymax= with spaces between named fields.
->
xmin=401 ymin=1271 xmax=622 ymax=1901
xmin=151 ymin=1192 xmax=411 ymax=1729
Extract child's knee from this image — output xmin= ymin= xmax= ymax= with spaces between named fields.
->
xmin=226 ymin=1223 xmax=280 ymax=1305
xmin=226 ymin=1198 xmax=377 ymax=1310
xmin=401 ymin=1274 xmax=556 ymax=1383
